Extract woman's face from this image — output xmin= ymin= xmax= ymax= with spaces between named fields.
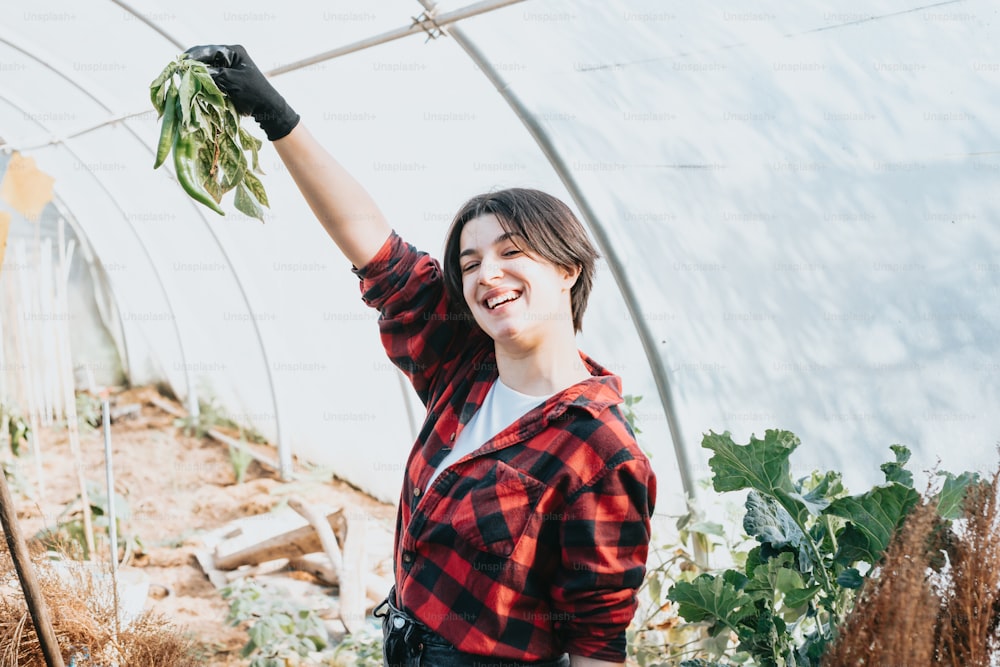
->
xmin=459 ymin=213 xmax=578 ymax=347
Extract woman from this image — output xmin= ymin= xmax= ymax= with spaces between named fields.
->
xmin=186 ymin=44 xmax=656 ymax=667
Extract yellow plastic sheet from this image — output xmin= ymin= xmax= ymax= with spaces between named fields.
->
xmin=0 ymin=211 xmax=9 ymax=271
xmin=0 ymin=152 xmax=54 ymax=222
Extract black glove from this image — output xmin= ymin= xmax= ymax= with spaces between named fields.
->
xmin=183 ymin=44 xmax=300 ymax=141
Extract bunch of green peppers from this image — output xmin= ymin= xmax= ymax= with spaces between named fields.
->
xmin=150 ymin=55 xmax=269 ymax=221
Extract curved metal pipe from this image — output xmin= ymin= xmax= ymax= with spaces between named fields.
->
xmin=0 ymin=29 xmax=292 ymax=475
xmin=417 ymin=1 xmax=696 ymax=500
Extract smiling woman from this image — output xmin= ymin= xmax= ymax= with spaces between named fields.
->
xmin=183 ymin=42 xmax=657 ymax=667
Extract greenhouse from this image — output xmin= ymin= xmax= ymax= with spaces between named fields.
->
xmin=0 ymin=0 xmax=997 ymax=665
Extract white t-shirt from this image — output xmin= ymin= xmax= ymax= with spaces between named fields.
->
xmin=425 ymin=378 xmax=554 ymax=490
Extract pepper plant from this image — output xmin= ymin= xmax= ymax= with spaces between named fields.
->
xmin=150 ymin=54 xmax=269 ymax=221
xmin=664 ymin=429 xmax=976 ymax=667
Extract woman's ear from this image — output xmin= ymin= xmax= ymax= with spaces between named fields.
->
xmin=562 ymin=264 xmax=582 ymax=290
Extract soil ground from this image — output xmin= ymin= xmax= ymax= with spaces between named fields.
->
xmin=1 ymin=385 xmax=397 ymax=666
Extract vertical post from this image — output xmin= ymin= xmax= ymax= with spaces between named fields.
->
xmin=0 ymin=470 xmax=66 ymax=667
xmin=102 ymin=399 xmax=120 ymax=640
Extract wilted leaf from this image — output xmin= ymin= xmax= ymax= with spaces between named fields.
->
xmin=235 ymin=182 xmax=265 ymax=222
xmin=242 ymin=170 xmax=269 ymax=207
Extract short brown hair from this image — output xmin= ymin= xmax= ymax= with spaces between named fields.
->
xmin=442 ymin=188 xmax=599 ymax=332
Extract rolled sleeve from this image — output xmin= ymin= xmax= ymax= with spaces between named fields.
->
xmin=351 ymin=231 xmax=484 ymax=405
xmin=551 ymin=457 xmax=656 ymax=661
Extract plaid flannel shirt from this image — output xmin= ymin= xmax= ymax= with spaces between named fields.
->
xmin=353 ymin=232 xmax=656 ymax=662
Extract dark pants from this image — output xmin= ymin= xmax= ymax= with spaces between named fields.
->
xmin=374 ymin=590 xmax=570 ymax=667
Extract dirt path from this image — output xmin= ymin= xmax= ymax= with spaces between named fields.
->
xmin=3 ymin=385 xmax=396 ymax=666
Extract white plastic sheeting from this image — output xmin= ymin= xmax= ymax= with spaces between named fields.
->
xmin=1 ymin=0 xmax=997 ymax=508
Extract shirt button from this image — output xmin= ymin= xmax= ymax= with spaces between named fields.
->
xmin=413 ymin=487 xmax=422 ymax=498
xmin=402 ymin=552 xmax=414 ymax=564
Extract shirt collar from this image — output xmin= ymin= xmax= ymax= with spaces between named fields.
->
xmin=472 ymin=350 xmax=625 ymax=421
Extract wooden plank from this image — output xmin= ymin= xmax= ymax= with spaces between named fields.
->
xmin=212 ymin=509 xmax=345 ymax=571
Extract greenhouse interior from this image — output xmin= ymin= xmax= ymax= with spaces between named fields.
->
xmin=0 ymin=0 xmax=998 ymax=665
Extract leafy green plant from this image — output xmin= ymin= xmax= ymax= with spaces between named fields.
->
xmin=329 ymin=627 xmax=382 ymax=667
xmin=75 ymin=392 xmax=103 ymax=432
xmin=35 ymin=480 xmax=141 ymax=562
xmin=662 ymin=430 xmax=976 ymax=667
xmin=229 ymin=439 xmax=255 ymax=485
xmin=175 ymin=394 xmax=268 ymax=445
xmin=222 ymin=580 xmax=331 ymax=667
xmin=150 ymin=54 xmax=269 ymax=220
xmin=1 ymin=401 xmax=31 ymax=456
xmin=623 ymin=394 xmax=643 ymax=436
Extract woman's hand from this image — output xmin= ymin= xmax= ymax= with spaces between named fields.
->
xmin=184 ymin=44 xmax=299 ymax=141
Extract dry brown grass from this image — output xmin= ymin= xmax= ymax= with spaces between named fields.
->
xmin=822 ymin=498 xmax=941 ymax=667
xmin=824 ymin=469 xmax=1000 ymax=667
xmin=937 ymin=470 xmax=1000 ymax=667
xmin=0 ymin=548 xmax=204 ymax=666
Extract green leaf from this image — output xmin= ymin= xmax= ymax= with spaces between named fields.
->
xmin=936 ymin=470 xmax=979 ymax=519
xmin=235 ymin=182 xmax=265 ymax=221
xmin=784 ymin=583 xmax=821 ymax=608
xmin=178 ymin=69 xmax=196 ymax=130
xmin=744 ymin=490 xmax=808 ymax=553
xmin=149 ymin=60 xmax=177 ymax=114
xmin=880 ymin=444 xmax=914 ymax=486
xmin=744 ymin=551 xmax=797 ymax=600
xmin=795 ymin=470 xmax=845 ymax=514
xmin=825 ymin=483 xmax=920 ymax=564
xmin=687 ymin=520 xmax=726 ymax=537
xmin=242 ymin=170 xmax=269 ymax=208
xmin=835 ymin=567 xmax=864 ymax=589
xmin=219 ymin=133 xmax=247 ymax=191
xmin=239 ymin=126 xmax=263 ymax=172
xmin=646 ymin=572 xmax=661 ymax=606
xmin=192 ymin=65 xmax=227 ymax=108
xmin=703 ymin=429 xmax=800 ymax=495
xmin=667 ymin=573 xmax=757 ymax=631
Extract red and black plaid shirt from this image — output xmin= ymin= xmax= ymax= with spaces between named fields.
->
xmin=354 ymin=232 xmax=656 ymax=662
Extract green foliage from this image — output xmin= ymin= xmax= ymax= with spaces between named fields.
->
xmin=35 ymin=480 xmax=140 ymax=561
xmin=329 ymin=627 xmax=383 ymax=667
xmin=623 ymin=394 xmax=643 ymax=435
xmin=229 ymin=440 xmax=255 ymax=485
xmin=175 ymin=394 xmax=268 ymax=445
xmin=222 ymin=580 xmax=329 ymax=666
xmin=75 ymin=392 xmax=104 ymax=432
xmin=150 ymin=55 xmax=269 ymax=219
xmin=662 ymin=429 xmax=978 ymax=667
xmin=1 ymin=402 xmax=31 ymax=456
xmin=222 ymin=579 xmax=383 ymax=666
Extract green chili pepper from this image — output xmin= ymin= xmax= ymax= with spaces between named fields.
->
xmin=153 ymin=86 xmax=178 ymax=169
xmin=173 ymin=129 xmax=225 ymax=216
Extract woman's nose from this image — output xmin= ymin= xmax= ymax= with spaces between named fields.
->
xmin=478 ymin=259 xmax=503 ymax=283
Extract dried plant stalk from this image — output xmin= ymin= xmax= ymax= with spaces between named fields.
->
xmin=937 ymin=471 xmax=1000 ymax=667
xmin=822 ymin=499 xmax=941 ymax=667
xmin=0 ymin=548 xmax=203 ymax=666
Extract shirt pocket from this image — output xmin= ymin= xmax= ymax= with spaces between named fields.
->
xmin=452 ymin=461 xmax=546 ymax=557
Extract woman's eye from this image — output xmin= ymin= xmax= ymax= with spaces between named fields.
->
xmin=462 ymin=262 xmax=479 ymax=273
xmin=503 ymin=249 xmax=521 ymax=257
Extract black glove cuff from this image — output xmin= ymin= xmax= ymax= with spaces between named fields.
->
xmin=254 ymin=99 xmax=300 ymax=141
